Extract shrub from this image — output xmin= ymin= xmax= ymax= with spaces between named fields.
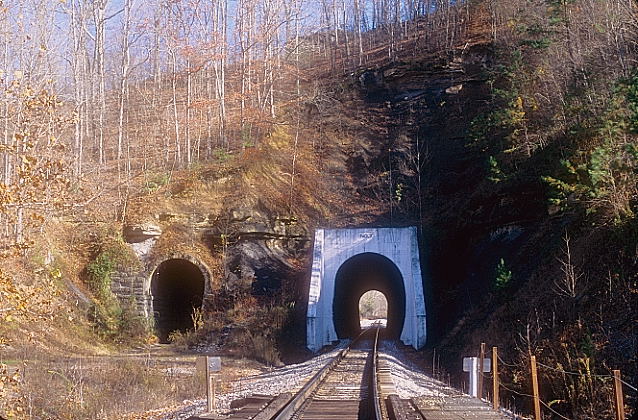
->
xmin=145 ymin=172 xmax=170 ymax=193
xmin=542 ymin=74 xmax=638 ymax=222
xmin=213 ymin=147 xmax=232 ymax=162
xmin=85 ymin=228 xmax=138 ymax=301
xmin=86 ymin=251 xmax=116 ymax=300
xmin=85 ymin=228 xmax=145 ymax=341
xmin=487 ymin=156 xmax=507 ymax=183
xmin=495 ymin=258 xmax=512 ymax=290
xmin=88 ymin=298 xmax=151 ymax=343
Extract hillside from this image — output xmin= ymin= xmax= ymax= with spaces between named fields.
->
xmin=1 ymin=0 xmax=636 ymax=419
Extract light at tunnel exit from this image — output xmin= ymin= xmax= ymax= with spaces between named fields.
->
xmin=359 ymin=290 xmax=388 ymax=329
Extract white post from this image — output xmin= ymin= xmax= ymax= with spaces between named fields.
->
xmin=206 ymin=356 xmax=213 ymax=412
xmin=469 ymin=357 xmax=479 ymax=397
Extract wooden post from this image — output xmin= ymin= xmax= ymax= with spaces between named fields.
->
xmin=613 ymin=370 xmax=625 ymax=420
xmin=492 ymin=346 xmax=499 ymax=410
xmin=530 ymin=355 xmax=541 ymax=420
xmin=206 ymin=356 xmax=213 ymax=412
xmin=478 ymin=342 xmax=486 ymax=399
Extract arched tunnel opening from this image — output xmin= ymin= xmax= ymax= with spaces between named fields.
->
xmin=359 ymin=290 xmax=388 ymax=329
xmin=151 ymin=259 xmax=205 ymax=343
xmin=333 ymin=253 xmax=405 ymax=339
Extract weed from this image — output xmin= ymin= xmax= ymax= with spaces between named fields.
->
xmin=191 ymin=307 xmax=204 ymax=332
xmin=234 ymin=330 xmax=281 ymax=366
xmin=18 ymin=356 xmax=203 ymax=419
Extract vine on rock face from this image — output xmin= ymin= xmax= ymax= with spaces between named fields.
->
xmin=86 ymin=251 xmax=117 ymax=300
xmin=85 ymin=229 xmax=146 ymax=341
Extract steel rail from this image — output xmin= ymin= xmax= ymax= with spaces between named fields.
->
xmin=371 ymin=327 xmax=385 ymax=420
xmin=271 ymin=337 xmax=355 ymax=420
xmin=271 ymin=328 xmax=383 ymax=420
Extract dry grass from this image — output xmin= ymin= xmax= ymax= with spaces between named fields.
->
xmin=18 ymin=355 xmax=204 ymax=420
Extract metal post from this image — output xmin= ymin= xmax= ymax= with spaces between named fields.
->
xmin=469 ymin=357 xmax=478 ymax=397
xmin=206 ymin=356 xmax=213 ymax=412
xmin=613 ymin=370 xmax=625 ymax=420
xmin=492 ymin=346 xmax=499 ymax=410
xmin=530 ymin=355 xmax=541 ymax=420
xmin=478 ymin=343 xmax=485 ymax=399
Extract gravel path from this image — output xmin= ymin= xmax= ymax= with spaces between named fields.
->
xmin=379 ymin=340 xmax=458 ymax=399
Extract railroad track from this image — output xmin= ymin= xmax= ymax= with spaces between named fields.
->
xmin=190 ymin=330 xmax=511 ymax=420
xmin=274 ymin=327 xmax=384 ymax=420
xmin=198 ymin=328 xmax=385 ymax=420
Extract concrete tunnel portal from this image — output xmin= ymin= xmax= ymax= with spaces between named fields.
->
xmin=307 ymin=227 xmax=427 ymax=352
xmin=333 ymin=253 xmax=405 ymax=339
xmin=150 ymin=258 xmax=205 ymax=342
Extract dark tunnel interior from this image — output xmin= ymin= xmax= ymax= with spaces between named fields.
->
xmin=333 ymin=253 xmax=406 ymax=339
xmin=151 ymin=259 xmax=205 ymax=343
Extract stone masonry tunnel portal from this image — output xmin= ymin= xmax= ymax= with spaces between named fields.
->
xmin=151 ymin=259 xmax=205 ymax=342
xmin=333 ymin=253 xmax=405 ymax=339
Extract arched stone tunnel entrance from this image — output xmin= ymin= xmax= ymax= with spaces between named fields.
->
xmin=150 ymin=258 xmax=205 ymax=342
xmin=333 ymin=253 xmax=405 ymax=339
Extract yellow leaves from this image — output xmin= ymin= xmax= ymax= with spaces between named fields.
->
xmin=509 ymin=96 xmax=526 ymax=125
xmin=20 ymin=154 xmax=36 ymax=167
xmin=0 ymin=362 xmax=24 ymax=419
xmin=30 ymin=213 xmax=45 ymax=224
xmin=267 ymin=125 xmax=292 ymax=150
xmin=0 ymin=267 xmax=61 ymax=328
xmin=13 ymin=70 xmax=22 ymax=80
xmin=0 ymin=82 xmax=73 ymax=251
xmin=49 ymin=268 xmax=61 ymax=279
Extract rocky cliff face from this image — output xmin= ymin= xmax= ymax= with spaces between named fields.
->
xmin=114 ymin=204 xmax=310 ymax=321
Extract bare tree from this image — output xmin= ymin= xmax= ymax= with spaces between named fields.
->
xmin=92 ymin=0 xmax=109 ymax=166
xmin=554 ymin=234 xmax=583 ymax=299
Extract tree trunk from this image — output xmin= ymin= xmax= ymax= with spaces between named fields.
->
xmin=93 ymin=0 xmax=108 ymax=166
